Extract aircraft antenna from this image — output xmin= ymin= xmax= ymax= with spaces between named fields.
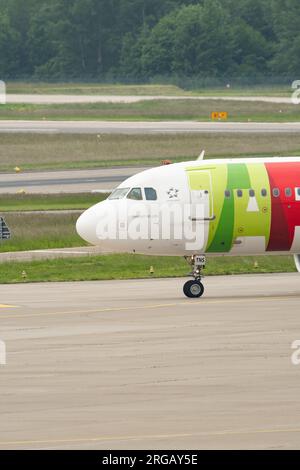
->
xmin=198 ymin=150 xmax=205 ymax=161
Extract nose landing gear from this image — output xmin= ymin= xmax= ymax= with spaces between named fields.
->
xmin=183 ymin=255 xmax=206 ymax=298
xmin=183 ymin=279 xmax=204 ymax=298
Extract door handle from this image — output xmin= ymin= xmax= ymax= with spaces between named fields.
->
xmin=190 ymin=215 xmax=216 ymax=222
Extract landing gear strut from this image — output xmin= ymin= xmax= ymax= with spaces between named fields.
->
xmin=183 ymin=255 xmax=206 ymax=298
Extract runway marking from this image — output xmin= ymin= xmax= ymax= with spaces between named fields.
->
xmin=0 ymin=303 xmax=177 ymax=320
xmin=1 ymin=426 xmax=300 ymax=447
xmin=0 ymin=294 xmax=298 ymax=320
xmin=0 ymin=304 xmax=17 ymax=309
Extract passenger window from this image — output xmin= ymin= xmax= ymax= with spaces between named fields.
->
xmin=261 ymin=189 xmax=267 ymax=197
xmin=273 ymin=188 xmax=280 ymax=198
xmin=249 ymin=189 xmax=255 ymax=197
xmin=225 ymin=190 xmax=231 ymax=198
xmin=285 ymin=188 xmax=292 ymax=197
xmin=237 ymin=190 xmax=243 ymax=198
xmin=127 ymin=188 xmax=143 ymax=201
xmin=295 ymin=188 xmax=300 ymax=201
xmin=145 ymin=188 xmax=157 ymax=201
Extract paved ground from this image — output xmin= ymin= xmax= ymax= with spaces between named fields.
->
xmin=0 ymin=273 xmax=300 ymax=450
xmin=6 ymin=94 xmax=294 ymax=105
xmin=1 ymin=120 xmax=300 ymax=134
xmin=0 ymin=167 xmax=147 ymax=194
xmin=0 ymin=246 xmax=109 ymax=263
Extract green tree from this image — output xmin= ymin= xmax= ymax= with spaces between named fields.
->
xmin=0 ymin=0 xmax=298 ymax=82
xmin=270 ymin=0 xmax=300 ymax=76
xmin=0 ymin=8 xmax=21 ymax=77
xmin=231 ymin=20 xmax=272 ymax=77
xmin=125 ymin=1 xmax=234 ymax=78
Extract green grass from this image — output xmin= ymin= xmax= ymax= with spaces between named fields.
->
xmin=1 ymin=132 xmax=300 ymax=173
xmin=190 ymin=86 xmax=292 ymax=97
xmin=0 ymin=254 xmax=295 ymax=284
xmin=0 ymin=99 xmax=299 ymax=122
xmin=6 ymin=83 xmax=189 ymax=96
xmin=6 ymin=82 xmax=291 ymax=97
xmin=0 ymin=212 xmax=86 ymax=252
xmin=0 ymin=193 xmax=107 ymax=212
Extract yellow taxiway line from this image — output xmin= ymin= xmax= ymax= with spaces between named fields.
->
xmin=1 ymin=426 xmax=300 ymax=447
xmin=0 ymin=294 xmax=298 ymax=320
xmin=0 ymin=304 xmax=18 ymax=309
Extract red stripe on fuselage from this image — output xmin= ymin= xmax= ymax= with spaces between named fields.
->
xmin=265 ymin=162 xmax=300 ymax=251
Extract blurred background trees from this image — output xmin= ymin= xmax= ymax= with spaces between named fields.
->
xmin=0 ymin=0 xmax=299 ymax=83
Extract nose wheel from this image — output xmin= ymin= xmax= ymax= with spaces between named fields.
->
xmin=183 ymin=280 xmax=204 ymax=298
xmin=183 ymin=255 xmax=206 ymax=299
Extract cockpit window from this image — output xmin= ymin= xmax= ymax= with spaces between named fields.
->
xmin=108 ymin=188 xmax=130 ymax=200
xmin=127 ymin=188 xmax=143 ymax=201
xmin=145 ymin=188 xmax=157 ymax=201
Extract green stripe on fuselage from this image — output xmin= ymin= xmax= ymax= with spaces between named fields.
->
xmin=207 ymin=164 xmax=250 ymax=252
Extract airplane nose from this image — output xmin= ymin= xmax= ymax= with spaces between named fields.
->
xmin=76 ymin=206 xmax=99 ymax=245
xmin=76 ymin=200 xmax=117 ymax=245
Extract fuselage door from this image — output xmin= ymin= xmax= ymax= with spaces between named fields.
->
xmin=187 ymin=170 xmax=214 ymax=222
xmin=185 ymin=168 xmax=215 ymax=252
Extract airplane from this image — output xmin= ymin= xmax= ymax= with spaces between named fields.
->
xmin=76 ymin=156 xmax=300 ymax=298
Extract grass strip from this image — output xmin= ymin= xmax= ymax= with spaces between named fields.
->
xmin=0 ymin=193 xmax=107 ymax=212
xmin=1 ymin=133 xmax=300 ymax=173
xmin=0 ymin=254 xmax=295 ymax=284
xmin=0 ymin=99 xmax=299 ymax=122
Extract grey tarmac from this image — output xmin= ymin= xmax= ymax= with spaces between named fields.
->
xmin=0 ymin=167 xmax=148 ymax=194
xmin=5 ymin=94 xmax=295 ymax=105
xmin=1 ymin=120 xmax=300 ymax=134
xmin=0 ymin=246 xmax=108 ymax=263
xmin=0 ymin=273 xmax=300 ymax=449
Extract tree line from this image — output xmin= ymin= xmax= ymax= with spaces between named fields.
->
xmin=0 ymin=0 xmax=299 ymax=82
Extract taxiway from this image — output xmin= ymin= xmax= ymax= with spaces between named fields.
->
xmin=0 ymin=274 xmax=300 ymax=449
xmin=1 ymin=120 xmax=300 ymax=134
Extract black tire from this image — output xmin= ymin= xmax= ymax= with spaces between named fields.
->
xmin=183 ymin=280 xmax=205 ymax=298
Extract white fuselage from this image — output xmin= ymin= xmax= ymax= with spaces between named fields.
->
xmin=76 ymin=157 xmax=300 ymax=258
